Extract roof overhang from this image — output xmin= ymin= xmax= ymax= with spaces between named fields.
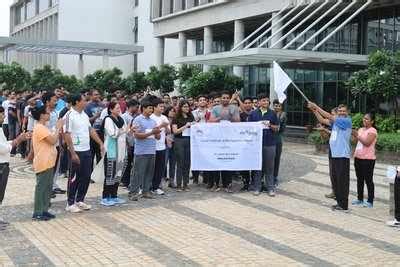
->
xmin=176 ymin=48 xmax=368 ymax=66
xmin=0 ymin=37 xmax=144 ymax=57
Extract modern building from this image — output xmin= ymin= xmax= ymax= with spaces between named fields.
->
xmin=150 ymin=0 xmax=400 ymax=126
xmin=6 ymin=0 xmax=179 ymax=77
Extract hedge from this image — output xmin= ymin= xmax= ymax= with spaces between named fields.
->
xmin=351 ymin=113 xmax=400 ymax=133
xmin=308 ymin=131 xmax=400 ymax=152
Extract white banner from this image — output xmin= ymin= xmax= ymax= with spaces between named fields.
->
xmin=190 ymin=122 xmax=263 ymax=171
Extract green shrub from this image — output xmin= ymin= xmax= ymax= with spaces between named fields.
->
xmin=375 ymin=115 xmax=400 ymax=133
xmin=351 ymin=113 xmax=400 ymax=133
xmin=307 ymin=131 xmax=328 ymax=145
xmin=376 ymin=133 xmax=400 ymax=152
xmin=308 ymin=130 xmax=400 ymax=152
xmin=351 ymin=113 xmax=364 ymax=129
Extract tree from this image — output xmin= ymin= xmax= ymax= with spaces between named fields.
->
xmin=31 ymin=65 xmax=83 ymax=93
xmin=84 ymin=67 xmax=124 ymax=93
xmin=184 ymin=67 xmax=244 ymax=97
xmin=146 ymin=64 xmax=177 ymax=93
xmin=347 ymin=50 xmax=400 ymax=116
xmin=53 ymin=74 xmax=83 ymax=94
xmin=31 ymin=65 xmax=61 ymax=91
xmin=177 ymin=65 xmax=201 ymax=94
xmin=123 ymin=72 xmax=149 ymax=94
xmin=0 ymin=62 xmax=31 ymax=92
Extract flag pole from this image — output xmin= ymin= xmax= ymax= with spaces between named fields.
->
xmin=291 ymin=82 xmax=310 ymax=103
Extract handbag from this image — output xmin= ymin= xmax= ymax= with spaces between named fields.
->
xmin=91 ymin=156 xmax=105 ymax=183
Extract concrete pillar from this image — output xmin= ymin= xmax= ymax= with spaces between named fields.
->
xmin=178 ymin=32 xmax=187 ymax=57
xmin=203 ymin=26 xmax=213 ymax=72
xmin=102 ymin=49 xmax=110 ymax=70
xmin=270 ymin=12 xmax=282 ymax=101
xmin=4 ymin=49 xmax=9 ymax=64
xmin=186 ymin=0 xmax=195 ymax=9
xmin=162 ymin=0 xmax=171 ymax=16
xmin=155 ymin=37 xmax=165 ymax=67
xmin=38 ymin=21 xmax=43 ymax=67
xmin=78 ymin=54 xmax=84 ymax=79
xmin=233 ymin=20 xmax=245 ymax=77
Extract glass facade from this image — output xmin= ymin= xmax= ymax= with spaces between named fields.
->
xmin=191 ymin=5 xmax=400 ymax=126
xmin=366 ymin=7 xmax=400 ymax=53
xmin=243 ymin=65 xmax=364 ymax=127
xmin=241 ymin=5 xmax=400 ymax=126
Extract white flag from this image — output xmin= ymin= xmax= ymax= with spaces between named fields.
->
xmin=273 ymin=61 xmax=292 ymax=103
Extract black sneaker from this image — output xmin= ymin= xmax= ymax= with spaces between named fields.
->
xmin=325 ymin=192 xmax=336 ymax=199
xmin=142 ymin=192 xmax=154 ymax=199
xmin=240 ymin=185 xmax=249 ymax=191
xmin=32 ymin=214 xmax=51 ymax=221
xmin=53 ymin=188 xmax=66 ymax=194
xmin=51 ymin=192 xmax=57 ymax=198
xmin=129 ymin=192 xmax=140 ymax=201
xmin=331 ymin=205 xmax=349 ymax=213
xmin=42 ymin=212 xmax=56 ymax=219
xmin=0 ymin=219 xmax=9 ymax=226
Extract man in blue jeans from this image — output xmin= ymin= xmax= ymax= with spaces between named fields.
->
xmin=248 ymin=94 xmax=279 ymax=196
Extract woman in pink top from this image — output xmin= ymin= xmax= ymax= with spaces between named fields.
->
xmin=352 ymin=113 xmax=377 ymax=208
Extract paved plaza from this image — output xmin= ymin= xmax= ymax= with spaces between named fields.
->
xmin=0 ymin=142 xmax=399 ymax=266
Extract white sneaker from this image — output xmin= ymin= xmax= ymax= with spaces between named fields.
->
xmin=155 ymin=189 xmax=165 ymax=195
xmin=76 ymin=202 xmax=92 ymax=210
xmin=386 ymin=219 xmax=400 ymax=228
xmin=65 ymin=204 xmax=82 ymax=213
xmin=139 ymin=189 xmax=143 ymax=195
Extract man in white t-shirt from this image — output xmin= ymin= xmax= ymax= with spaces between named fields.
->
xmin=64 ymin=94 xmax=104 ymax=213
xmin=150 ymin=98 xmax=170 ymax=195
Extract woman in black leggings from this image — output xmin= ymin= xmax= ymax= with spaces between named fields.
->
xmin=352 ymin=113 xmax=377 ymax=208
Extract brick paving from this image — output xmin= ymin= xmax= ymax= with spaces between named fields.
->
xmin=0 ymin=142 xmax=399 ymax=266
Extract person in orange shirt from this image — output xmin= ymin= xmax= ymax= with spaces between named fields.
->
xmin=31 ymin=105 xmax=63 ymax=221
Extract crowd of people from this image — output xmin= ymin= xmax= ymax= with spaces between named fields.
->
xmin=0 ymin=87 xmax=398 ymax=229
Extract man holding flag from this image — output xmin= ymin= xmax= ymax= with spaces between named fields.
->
xmin=272 ymin=61 xmax=351 ymax=212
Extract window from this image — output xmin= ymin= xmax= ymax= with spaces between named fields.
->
xmin=135 ymin=0 xmax=139 ymax=7
xmin=15 ymin=5 xmax=22 ymax=25
xmin=182 ymin=0 xmax=186 ymax=10
xmin=35 ymin=0 xmax=40 ymax=15
xmin=134 ymin=54 xmax=138 ymax=73
xmin=194 ymin=0 xmax=199 ymax=7
xmin=170 ymin=0 xmax=174 ymax=14
xmin=49 ymin=0 xmax=52 ymax=7
xmin=133 ymin=17 xmax=138 ymax=43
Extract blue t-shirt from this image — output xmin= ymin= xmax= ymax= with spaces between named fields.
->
xmin=248 ymin=108 xmax=279 ymax=146
xmin=85 ymin=101 xmax=104 ymax=129
xmin=133 ymin=115 xmax=157 ymax=155
xmin=329 ymin=117 xmax=352 ymax=158
xmin=55 ymin=98 xmax=66 ymax=113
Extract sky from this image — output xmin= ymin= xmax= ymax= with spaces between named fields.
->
xmin=0 ymin=0 xmax=13 ymax=36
